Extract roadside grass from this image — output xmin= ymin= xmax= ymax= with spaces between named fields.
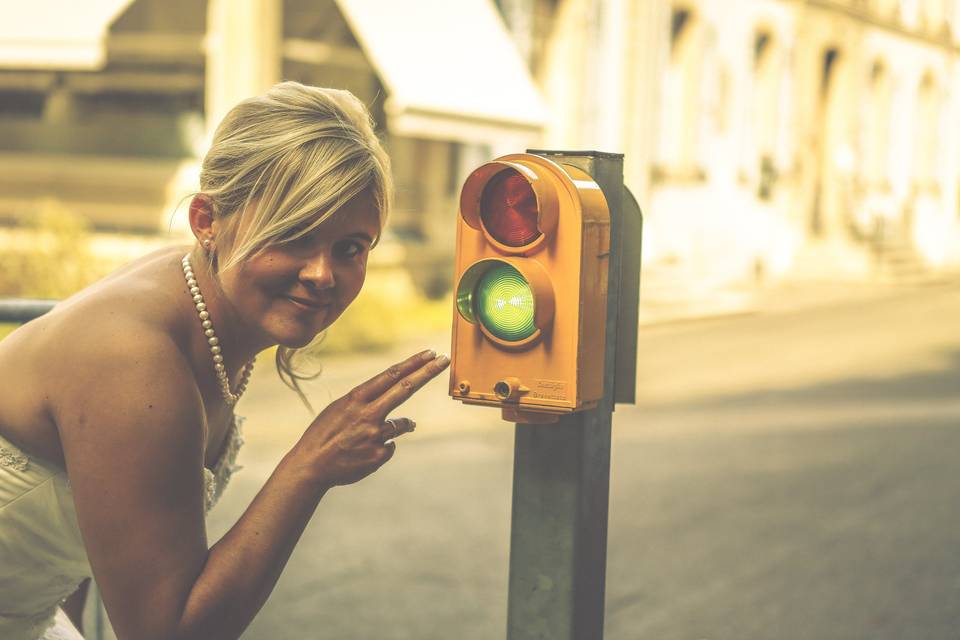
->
xmin=0 ymin=202 xmax=114 ymax=300
xmin=294 ymin=274 xmax=452 ymax=355
xmin=322 ymin=297 xmax=451 ymax=353
xmin=0 ymin=324 xmax=15 ymax=342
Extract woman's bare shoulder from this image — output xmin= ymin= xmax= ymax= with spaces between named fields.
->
xmin=52 ymin=316 xmax=205 ymax=449
xmin=51 ymin=244 xmax=190 ymax=318
xmin=47 ymin=302 xmax=207 ymax=486
xmin=46 ymin=247 xmax=198 ymax=399
xmin=0 ymin=245 xmax=199 ymax=462
xmin=24 ymin=248 xmax=180 ymax=356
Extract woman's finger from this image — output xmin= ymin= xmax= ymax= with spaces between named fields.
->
xmin=381 ymin=417 xmax=416 ymax=442
xmin=350 ymin=350 xmax=436 ymax=402
xmin=369 ymin=354 xmax=450 ymax=418
xmin=380 ymin=440 xmax=397 ymax=463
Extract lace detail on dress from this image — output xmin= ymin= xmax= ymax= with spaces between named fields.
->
xmin=0 ymin=445 xmax=29 ymax=471
xmin=204 ymin=415 xmax=244 ymax=512
xmin=43 ymin=608 xmax=85 ymax=640
xmin=0 ymin=572 xmax=82 ymax=640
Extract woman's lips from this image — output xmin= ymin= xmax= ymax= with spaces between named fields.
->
xmin=285 ymin=295 xmax=331 ymax=312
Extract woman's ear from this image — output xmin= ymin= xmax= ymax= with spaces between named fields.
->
xmin=188 ymin=194 xmax=216 ymax=243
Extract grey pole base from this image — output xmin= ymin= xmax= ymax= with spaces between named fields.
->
xmin=507 ymin=411 xmax=612 ymax=640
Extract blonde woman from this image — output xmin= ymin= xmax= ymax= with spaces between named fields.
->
xmin=0 ymin=81 xmax=449 ymax=640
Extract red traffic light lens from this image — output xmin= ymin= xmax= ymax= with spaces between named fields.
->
xmin=480 ymin=169 xmax=541 ymax=247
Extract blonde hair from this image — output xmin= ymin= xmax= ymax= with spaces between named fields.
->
xmin=198 ymin=81 xmax=393 ymax=409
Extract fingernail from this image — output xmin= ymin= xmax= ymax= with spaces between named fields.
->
xmin=411 ymin=420 xmax=417 ymax=430
xmin=422 ymin=349 xmax=437 ymax=361
xmin=435 ymin=353 xmax=450 ymax=366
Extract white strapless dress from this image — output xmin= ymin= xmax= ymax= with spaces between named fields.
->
xmin=0 ymin=417 xmax=244 ymax=639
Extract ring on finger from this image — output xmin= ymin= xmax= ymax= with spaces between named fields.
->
xmin=384 ymin=418 xmax=399 ymax=440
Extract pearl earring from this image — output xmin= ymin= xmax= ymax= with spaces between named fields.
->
xmin=203 ymin=238 xmax=212 ymax=250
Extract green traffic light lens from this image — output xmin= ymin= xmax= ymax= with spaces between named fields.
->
xmin=475 ymin=263 xmax=537 ymax=341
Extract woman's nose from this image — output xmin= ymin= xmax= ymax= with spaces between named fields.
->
xmin=299 ymin=253 xmax=336 ymax=289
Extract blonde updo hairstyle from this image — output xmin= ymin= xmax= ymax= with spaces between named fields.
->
xmin=197 ymin=81 xmax=392 ymax=408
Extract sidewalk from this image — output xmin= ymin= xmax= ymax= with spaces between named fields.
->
xmin=637 ymin=270 xmax=960 ymax=327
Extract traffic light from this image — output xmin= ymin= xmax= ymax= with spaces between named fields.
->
xmin=449 ymin=153 xmax=611 ymax=424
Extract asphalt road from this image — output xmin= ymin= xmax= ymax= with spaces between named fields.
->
xmin=199 ymin=280 xmax=960 ymax=640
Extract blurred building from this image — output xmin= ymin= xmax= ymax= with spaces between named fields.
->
xmin=516 ymin=0 xmax=960 ymax=296
xmin=0 ymin=0 xmax=543 ymax=297
xmin=1 ymin=0 xmax=959 ymax=303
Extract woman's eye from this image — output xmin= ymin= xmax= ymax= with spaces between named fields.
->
xmin=335 ymin=240 xmax=366 ymax=259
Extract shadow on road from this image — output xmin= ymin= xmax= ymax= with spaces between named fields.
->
xmin=670 ymin=347 xmax=960 ymax=410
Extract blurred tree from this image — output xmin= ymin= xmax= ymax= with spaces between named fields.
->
xmin=0 ymin=200 xmax=109 ymax=299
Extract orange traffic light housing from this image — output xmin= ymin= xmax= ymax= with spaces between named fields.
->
xmin=449 ymin=153 xmax=611 ymax=424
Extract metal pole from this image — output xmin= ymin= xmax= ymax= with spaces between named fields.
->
xmin=506 ymin=151 xmax=629 ymax=640
xmin=0 ymin=299 xmax=57 ymax=323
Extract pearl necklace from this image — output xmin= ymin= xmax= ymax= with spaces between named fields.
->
xmin=182 ymin=253 xmax=254 ymax=406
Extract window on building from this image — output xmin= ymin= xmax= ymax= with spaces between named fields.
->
xmin=863 ymin=60 xmax=893 ymax=190
xmin=0 ymin=90 xmax=46 ymax=118
xmin=929 ymin=0 xmax=947 ymax=33
xmin=751 ymin=29 xmax=780 ymax=199
xmin=657 ymin=5 xmax=703 ymax=180
xmin=901 ymin=0 xmax=921 ymax=25
xmin=914 ymin=71 xmax=940 ymax=190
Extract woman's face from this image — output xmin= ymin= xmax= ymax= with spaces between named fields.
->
xmin=220 ymin=191 xmax=382 ymax=349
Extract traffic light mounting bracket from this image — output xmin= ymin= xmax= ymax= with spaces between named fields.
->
xmin=526 ymin=149 xmax=643 ymax=407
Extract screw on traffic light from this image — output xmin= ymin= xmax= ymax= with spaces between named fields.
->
xmin=449 ymin=152 xmax=611 ymax=424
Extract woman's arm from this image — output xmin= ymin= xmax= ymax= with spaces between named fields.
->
xmin=55 ymin=324 xmax=445 ymax=640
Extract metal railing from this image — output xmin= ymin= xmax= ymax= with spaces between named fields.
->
xmin=0 ymin=298 xmax=57 ymax=323
xmin=1 ymin=297 xmax=107 ymax=640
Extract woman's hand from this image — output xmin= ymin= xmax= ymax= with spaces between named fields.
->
xmin=297 ymin=349 xmax=450 ymax=487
